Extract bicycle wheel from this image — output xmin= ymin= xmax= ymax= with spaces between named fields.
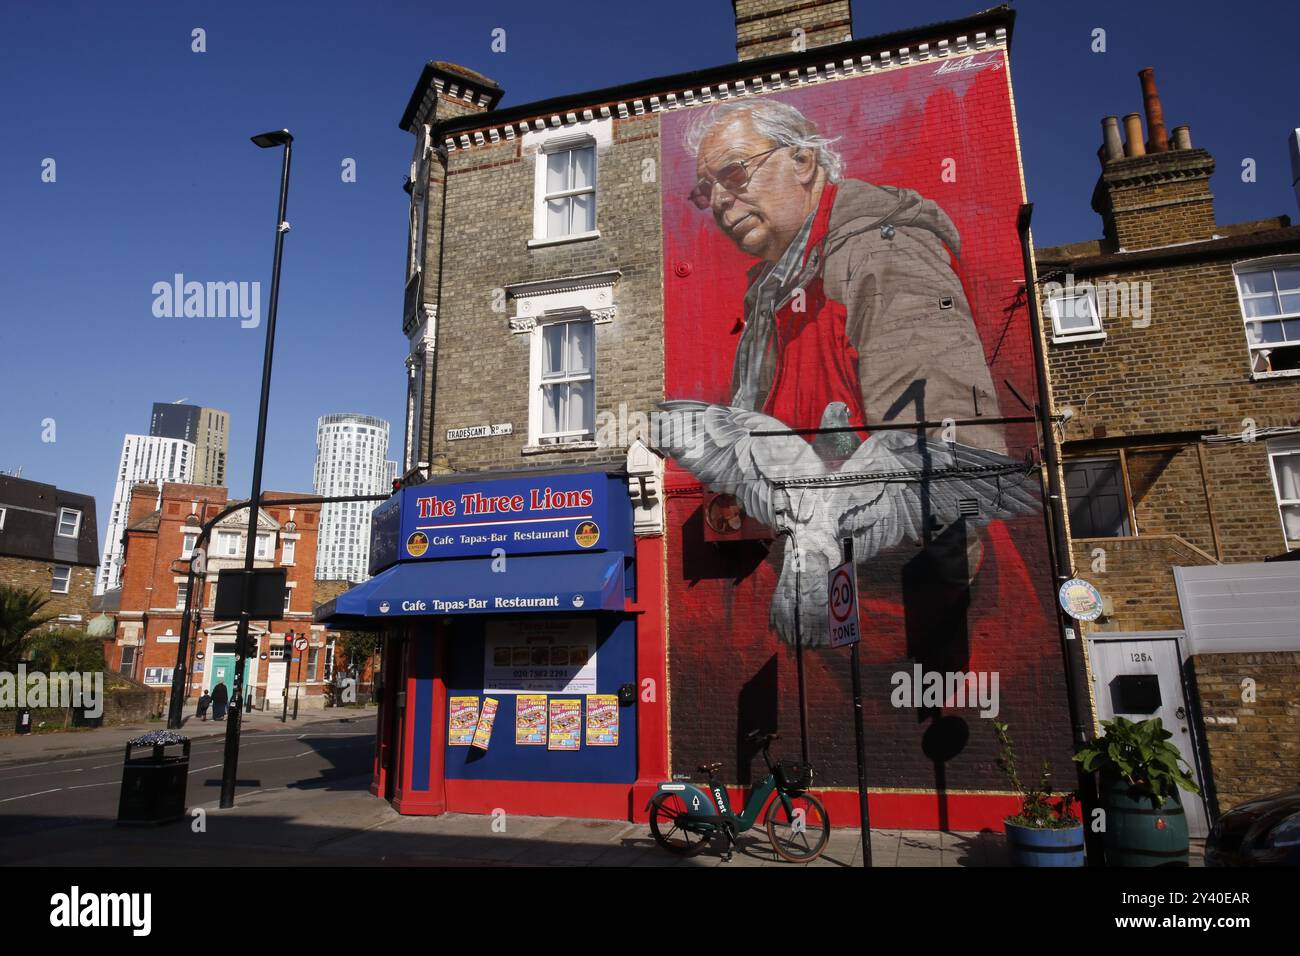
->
xmin=765 ymin=791 xmax=830 ymax=863
xmin=649 ymin=792 xmax=713 ymax=856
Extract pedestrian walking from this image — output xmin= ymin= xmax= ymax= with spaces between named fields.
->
xmin=196 ymin=690 xmax=212 ymax=722
xmin=212 ymin=681 xmax=229 ymax=721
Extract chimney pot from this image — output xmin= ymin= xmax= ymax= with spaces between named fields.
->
xmin=1123 ymin=113 xmax=1146 ymax=157
xmin=1172 ymin=125 xmax=1192 ymax=150
xmin=1102 ymin=116 xmax=1124 ymax=163
xmin=1139 ymin=67 xmax=1169 ymax=153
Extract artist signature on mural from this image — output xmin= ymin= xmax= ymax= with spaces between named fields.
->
xmin=932 ymin=54 xmax=1002 ymax=77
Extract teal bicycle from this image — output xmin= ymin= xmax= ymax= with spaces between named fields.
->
xmin=647 ymin=730 xmax=830 ymax=862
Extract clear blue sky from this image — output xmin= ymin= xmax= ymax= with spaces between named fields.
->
xmin=2 ymin=0 xmax=1297 ymax=553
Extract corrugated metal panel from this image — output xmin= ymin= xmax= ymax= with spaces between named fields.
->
xmin=1174 ymin=562 xmax=1300 ymax=655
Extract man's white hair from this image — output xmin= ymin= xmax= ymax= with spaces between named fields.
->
xmin=684 ymin=99 xmax=844 ymax=184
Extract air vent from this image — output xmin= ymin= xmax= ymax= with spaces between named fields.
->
xmin=958 ymin=499 xmax=981 ymax=517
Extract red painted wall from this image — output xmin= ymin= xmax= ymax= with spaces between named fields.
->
xmin=659 ymin=52 xmax=1073 ymax=819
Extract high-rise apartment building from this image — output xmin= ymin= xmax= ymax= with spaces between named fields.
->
xmin=97 ymin=434 xmax=195 ymax=593
xmin=313 ymin=413 xmax=394 ymax=581
xmin=150 ymin=402 xmax=229 ymax=486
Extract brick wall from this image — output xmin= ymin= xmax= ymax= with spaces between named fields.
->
xmin=426 ymin=115 xmax=664 ymax=476
xmin=1188 ymin=652 xmax=1300 ymax=812
xmin=733 ymin=0 xmax=853 ymax=61
xmin=0 ymin=556 xmax=96 ymax=627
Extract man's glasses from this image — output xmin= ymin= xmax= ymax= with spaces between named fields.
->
xmin=688 ymin=145 xmax=787 ymax=209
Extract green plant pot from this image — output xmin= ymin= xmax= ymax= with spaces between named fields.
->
xmin=1102 ymin=778 xmax=1189 ymax=867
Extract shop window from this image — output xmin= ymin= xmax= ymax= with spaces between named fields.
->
xmin=1047 ymin=287 xmax=1102 ymax=341
xmin=1267 ymin=436 xmax=1300 ymax=549
xmin=51 ymin=564 xmax=72 ymax=594
xmin=1064 ymin=457 xmax=1132 ymax=538
xmin=1234 ymin=256 xmax=1300 ymax=375
xmin=532 ymin=315 xmax=595 ymax=445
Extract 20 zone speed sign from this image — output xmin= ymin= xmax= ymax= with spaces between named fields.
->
xmin=827 ymin=560 xmax=860 ymax=648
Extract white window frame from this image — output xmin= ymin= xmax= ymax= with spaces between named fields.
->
xmin=1047 ymin=287 xmax=1104 ymax=342
xmin=217 ymin=531 xmax=240 ymax=557
xmin=0 ymin=507 xmax=7 ymax=531
xmin=181 ymin=532 xmax=198 ymax=559
xmin=1233 ymin=256 xmax=1300 ymax=377
xmin=57 ymin=507 xmax=81 ymax=538
xmin=176 ymin=583 xmax=189 ymax=609
xmin=1266 ymin=436 xmax=1300 ymax=550
xmin=281 ymin=538 xmax=296 ymax=566
xmin=283 ymin=588 xmax=292 ymax=613
xmin=530 ymin=311 xmax=596 ymax=446
xmin=51 ymin=564 xmax=72 ymax=594
xmin=255 ymin=533 xmax=273 ymax=560
xmin=526 ymin=121 xmax=610 ymax=248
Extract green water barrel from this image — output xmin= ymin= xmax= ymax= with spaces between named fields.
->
xmin=1102 ymin=778 xmax=1189 ymax=866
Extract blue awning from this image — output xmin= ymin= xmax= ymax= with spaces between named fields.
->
xmin=314 ymin=550 xmax=626 ymax=626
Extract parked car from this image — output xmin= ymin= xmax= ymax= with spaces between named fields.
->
xmin=1205 ymin=788 xmax=1300 ymax=866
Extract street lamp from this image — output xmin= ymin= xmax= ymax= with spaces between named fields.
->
xmin=219 ymin=128 xmax=293 ymax=810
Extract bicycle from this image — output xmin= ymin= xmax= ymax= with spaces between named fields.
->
xmin=647 ymin=730 xmax=830 ymax=862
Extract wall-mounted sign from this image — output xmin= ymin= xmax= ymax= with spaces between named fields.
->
xmin=548 ymin=698 xmax=582 ymax=751
xmin=471 ymin=697 xmax=499 ymax=751
xmin=368 ymin=472 xmax=628 ymax=572
xmin=1059 ymin=578 xmax=1104 ymax=622
xmin=448 ymin=696 xmax=479 ymax=746
xmin=516 ymin=695 xmax=547 ymax=745
xmin=827 ymin=560 xmax=861 ymax=648
xmin=586 ymin=695 xmax=619 ymax=746
xmin=485 ymin=619 xmax=596 ymax=694
xmin=447 ymin=423 xmax=513 ymax=441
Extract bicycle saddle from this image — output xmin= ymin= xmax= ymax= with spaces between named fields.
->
xmin=697 ymin=762 xmax=723 ymax=775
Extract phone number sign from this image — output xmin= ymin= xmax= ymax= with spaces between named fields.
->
xmin=827 ymin=561 xmax=861 ymax=648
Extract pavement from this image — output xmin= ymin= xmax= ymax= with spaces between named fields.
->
xmin=0 ymin=713 xmax=1206 ymax=867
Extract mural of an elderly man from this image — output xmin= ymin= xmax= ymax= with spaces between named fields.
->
xmin=685 ymin=99 xmax=1005 ymax=455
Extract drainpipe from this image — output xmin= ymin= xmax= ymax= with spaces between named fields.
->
xmin=1017 ymin=203 xmax=1102 ymax=865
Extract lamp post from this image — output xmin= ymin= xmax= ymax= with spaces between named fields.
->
xmin=219 ymin=128 xmax=293 ymax=810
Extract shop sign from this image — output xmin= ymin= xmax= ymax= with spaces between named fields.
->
xmin=370 ymin=472 xmax=624 ymax=570
xmin=1058 ymin=578 xmax=1104 ymax=622
xmin=484 ymin=619 xmax=596 ymax=694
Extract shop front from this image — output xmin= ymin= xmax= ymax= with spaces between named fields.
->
xmin=316 ymin=467 xmax=667 ymax=820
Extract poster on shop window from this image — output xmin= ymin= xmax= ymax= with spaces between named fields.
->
xmin=484 ymin=618 xmax=596 ymax=694
xmin=585 ymin=695 xmax=619 ymax=746
xmin=471 ymin=696 xmax=499 ymax=750
xmin=448 ymin=696 xmax=479 ymax=746
xmin=548 ymin=698 xmax=582 ymax=751
xmin=516 ymin=694 xmax=548 ymax=745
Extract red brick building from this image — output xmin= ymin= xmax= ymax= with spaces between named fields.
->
xmin=106 ymin=482 xmax=340 ymax=712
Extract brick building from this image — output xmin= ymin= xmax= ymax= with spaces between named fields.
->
xmin=324 ymin=3 xmax=1080 ymax=828
xmin=1036 ymin=70 xmax=1300 ymax=828
xmin=0 ymin=474 xmax=99 ymax=631
xmin=106 ymin=482 xmax=337 ymax=711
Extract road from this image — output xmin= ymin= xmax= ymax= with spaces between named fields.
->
xmin=0 ymin=714 xmax=376 ymax=849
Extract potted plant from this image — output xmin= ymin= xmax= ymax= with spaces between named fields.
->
xmin=1073 ymin=716 xmax=1200 ymax=866
xmin=994 ymin=721 xmax=1085 ymax=866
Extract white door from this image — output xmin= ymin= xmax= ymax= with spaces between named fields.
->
xmin=266 ymin=661 xmax=287 ymax=708
xmin=1086 ymin=634 xmax=1210 ymax=837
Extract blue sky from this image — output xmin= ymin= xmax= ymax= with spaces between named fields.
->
xmin=1 ymin=0 xmax=1297 ymax=553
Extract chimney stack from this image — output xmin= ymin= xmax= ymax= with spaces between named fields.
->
xmin=1101 ymin=116 xmax=1124 ymax=163
xmin=1123 ymin=114 xmax=1146 ymax=157
xmin=1139 ymin=67 xmax=1169 ymax=153
xmin=732 ymin=0 xmax=853 ymax=61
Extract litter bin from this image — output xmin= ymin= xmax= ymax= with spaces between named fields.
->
xmin=72 ymin=705 xmax=103 ymax=729
xmin=117 ymin=731 xmax=190 ymax=825
xmin=15 ymin=708 xmax=32 ymax=734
